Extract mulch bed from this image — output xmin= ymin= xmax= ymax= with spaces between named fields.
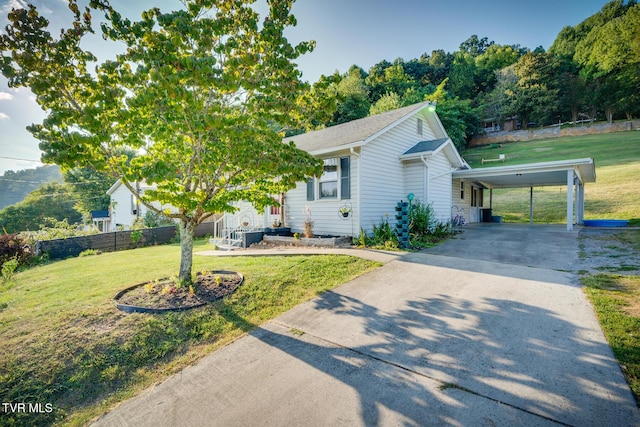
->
xmin=115 ymin=270 xmax=243 ymax=312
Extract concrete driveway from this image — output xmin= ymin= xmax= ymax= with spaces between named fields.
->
xmin=94 ymin=225 xmax=640 ymax=426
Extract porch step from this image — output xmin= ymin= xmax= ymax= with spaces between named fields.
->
xmin=209 ymin=237 xmax=242 ymax=251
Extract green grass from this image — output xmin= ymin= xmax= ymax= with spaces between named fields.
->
xmin=461 ymin=131 xmax=640 ymax=223
xmin=0 ymin=240 xmax=380 ymax=426
xmin=583 ymin=274 xmax=640 ymax=403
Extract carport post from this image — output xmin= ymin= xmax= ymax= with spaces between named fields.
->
xmin=576 ymin=182 xmax=585 ymax=225
xmin=529 ymin=187 xmax=533 ymax=224
xmin=567 ymin=170 xmax=574 ymax=231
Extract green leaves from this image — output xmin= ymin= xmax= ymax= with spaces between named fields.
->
xmin=1 ymin=0 xmax=319 ymax=280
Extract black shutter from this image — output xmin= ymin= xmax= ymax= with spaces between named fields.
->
xmin=306 ymin=178 xmax=315 ymax=201
xmin=340 ymin=156 xmax=350 ymax=199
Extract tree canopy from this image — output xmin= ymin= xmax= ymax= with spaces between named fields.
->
xmin=298 ymin=1 xmax=639 ymax=144
xmin=1 ymin=0 xmax=322 ymax=283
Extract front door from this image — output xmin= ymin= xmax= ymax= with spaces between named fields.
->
xmin=470 ymin=186 xmax=483 ymax=222
xmin=266 ymin=195 xmax=284 ymax=228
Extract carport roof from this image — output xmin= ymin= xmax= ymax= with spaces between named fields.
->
xmin=452 ymin=158 xmax=596 ymax=189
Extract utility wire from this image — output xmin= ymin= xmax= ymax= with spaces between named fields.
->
xmin=0 ymin=156 xmax=44 ymax=163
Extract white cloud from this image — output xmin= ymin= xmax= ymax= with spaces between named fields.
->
xmin=0 ymin=92 xmax=14 ymax=101
xmin=0 ymin=0 xmax=29 ymax=15
xmin=0 ymin=112 xmax=10 ymax=120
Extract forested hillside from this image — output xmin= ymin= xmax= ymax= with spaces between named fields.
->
xmin=297 ymin=0 xmax=639 ymax=148
xmin=0 ymin=165 xmax=61 ymax=209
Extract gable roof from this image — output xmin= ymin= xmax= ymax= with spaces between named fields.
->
xmin=283 ymin=101 xmax=436 ymax=155
xmin=399 ymin=138 xmax=468 ymax=169
xmin=402 ymin=139 xmax=449 ymax=156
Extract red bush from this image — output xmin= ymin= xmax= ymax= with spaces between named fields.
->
xmin=0 ymin=233 xmax=32 ymax=267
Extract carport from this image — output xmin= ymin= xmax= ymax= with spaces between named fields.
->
xmin=453 ymin=158 xmax=596 ymax=231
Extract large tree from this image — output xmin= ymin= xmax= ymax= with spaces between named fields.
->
xmin=1 ymin=0 xmax=322 ymax=284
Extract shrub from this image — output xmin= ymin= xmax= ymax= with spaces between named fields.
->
xmin=141 ymin=211 xmax=175 ymax=228
xmin=356 ymin=216 xmax=399 ymax=249
xmin=0 ymin=233 xmax=32 ymax=268
xmin=2 ymin=257 xmax=19 ymax=282
xmin=409 ymin=201 xmax=436 ymax=236
xmin=409 ymin=200 xmax=454 ymax=248
xmin=79 ymin=249 xmax=101 ymax=257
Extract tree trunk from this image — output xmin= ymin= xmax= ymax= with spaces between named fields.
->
xmin=178 ymin=220 xmax=196 ymax=285
xmin=606 ymin=107 xmax=613 ymax=124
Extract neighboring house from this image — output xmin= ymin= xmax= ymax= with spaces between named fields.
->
xmin=90 ymin=210 xmax=110 ymax=232
xmin=106 ymin=180 xmax=177 ymax=231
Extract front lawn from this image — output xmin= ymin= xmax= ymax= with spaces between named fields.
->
xmin=582 ymin=230 xmax=640 ymax=404
xmin=583 ymin=274 xmax=640 ymax=403
xmin=0 ymin=240 xmax=380 ymax=426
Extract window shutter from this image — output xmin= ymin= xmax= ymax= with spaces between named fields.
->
xmin=306 ymin=178 xmax=315 ymax=201
xmin=340 ymin=156 xmax=350 ymax=199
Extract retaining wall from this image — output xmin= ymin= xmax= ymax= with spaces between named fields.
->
xmin=470 ymin=120 xmax=640 ymax=147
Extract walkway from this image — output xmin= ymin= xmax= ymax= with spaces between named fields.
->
xmin=93 ymin=225 xmax=640 ymax=426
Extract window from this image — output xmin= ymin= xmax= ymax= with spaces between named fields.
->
xmin=307 ymin=156 xmax=351 ymax=201
xmin=460 ymin=181 xmax=465 ymax=200
xmin=417 ymin=118 xmax=423 ymax=136
xmin=340 ymin=156 xmax=350 ymax=199
xmin=306 ymin=178 xmax=315 ymax=201
xmin=319 ymin=158 xmax=338 ymax=198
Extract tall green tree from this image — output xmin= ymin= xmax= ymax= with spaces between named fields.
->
xmin=62 ymin=166 xmax=114 ymax=215
xmin=369 ymin=92 xmax=401 ymax=115
xmin=1 ymin=0 xmax=322 ymax=284
xmin=575 ymin=2 xmax=640 ymax=120
xmin=0 ymin=182 xmax=81 ymax=233
xmin=334 ymin=66 xmax=370 ymax=124
xmin=506 ymin=52 xmax=560 ymax=128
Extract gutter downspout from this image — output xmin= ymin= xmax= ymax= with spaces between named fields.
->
xmin=350 ymin=147 xmax=361 ymax=237
xmin=420 ymin=155 xmax=429 ymax=203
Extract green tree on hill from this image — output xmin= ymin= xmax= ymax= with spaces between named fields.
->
xmin=0 ymin=182 xmax=81 ymax=233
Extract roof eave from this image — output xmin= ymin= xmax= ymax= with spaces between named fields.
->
xmin=399 ymin=151 xmax=434 ymax=161
xmin=307 ymin=140 xmax=367 ymax=157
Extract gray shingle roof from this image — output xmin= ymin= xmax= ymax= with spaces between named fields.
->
xmin=402 ymin=139 xmax=449 ymax=156
xmin=283 ymin=101 xmax=431 ymax=153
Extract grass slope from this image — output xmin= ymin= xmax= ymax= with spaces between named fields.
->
xmin=581 ymin=230 xmax=640 ymax=404
xmin=461 ymin=131 xmax=640 ymax=223
xmin=0 ymin=240 xmax=380 ymax=426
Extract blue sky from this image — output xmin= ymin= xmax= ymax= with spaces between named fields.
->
xmin=0 ymin=0 xmax=609 ymax=175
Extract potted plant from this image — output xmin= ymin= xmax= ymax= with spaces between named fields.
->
xmin=339 ymin=206 xmax=351 ymax=218
xmin=303 ymin=205 xmax=314 ymax=238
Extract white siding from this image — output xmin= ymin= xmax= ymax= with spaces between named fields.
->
xmin=108 ymin=182 xmax=178 ymax=231
xmin=360 ymin=114 xmax=436 ymax=233
xmin=109 ymin=184 xmax=138 ymax=231
xmin=404 ymin=161 xmax=425 ymax=202
xmin=227 ymin=200 xmax=264 ymax=229
xmin=426 ymin=150 xmax=453 ymax=223
xmin=285 ymin=151 xmax=359 ymax=237
xmin=451 ymin=179 xmax=488 ymax=224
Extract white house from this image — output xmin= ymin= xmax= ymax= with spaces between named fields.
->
xmin=281 ymin=101 xmax=466 ymax=237
xmin=222 ymin=101 xmax=596 ymax=243
xmin=106 ymin=180 xmax=177 ymax=231
xmin=106 ymin=102 xmax=596 ymax=241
